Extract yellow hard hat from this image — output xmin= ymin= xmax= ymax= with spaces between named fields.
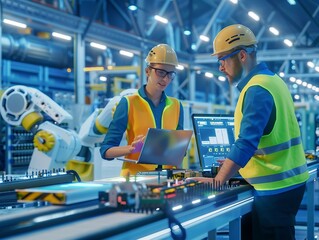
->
xmin=211 ymin=24 xmax=257 ymax=56
xmin=145 ymin=44 xmax=178 ymax=66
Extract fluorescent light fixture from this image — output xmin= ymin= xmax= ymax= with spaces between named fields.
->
xmin=218 ymin=76 xmax=226 ymax=81
xmin=154 ymin=15 xmax=168 ymax=24
xmin=52 ymin=32 xmax=72 ymax=41
xmin=307 ymin=61 xmax=315 ymax=68
xmin=183 ymin=30 xmax=191 ymax=36
xmin=199 ymin=35 xmax=210 ymax=42
xmin=119 ymin=50 xmax=134 ymax=57
xmin=287 ymin=0 xmax=296 ymax=5
xmin=248 ymin=11 xmax=260 ymax=21
xmin=283 ymin=39 xmax=293 ymax=47
xmin=90 ymin=42 xmax=107 ymax=50
xmin=205 ymin=72 xmax=214 ymax=78
xmin=269 ymin=27 xmax=279 ymax=36
xmin=229 ymin=0 xmax=238 ymax=4
xmin=176 ymin=65 xmax=184 ymax=70
xmin=128 ymin=5 xmax=137 ymax=11
xmin=3 ymin=18 xmax=27 ymax=28
xmin=99 ymin=76 xmax=107 ymax=81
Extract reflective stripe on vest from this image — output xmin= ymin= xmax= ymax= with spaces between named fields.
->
xmin=254 ymin=136 xmax=301 ymax=155
xmin=246 ymin=163 xmax=307 ymax=185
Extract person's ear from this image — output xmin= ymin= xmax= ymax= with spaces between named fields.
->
xmin=239 ymin=50 xmax=247 ymax=62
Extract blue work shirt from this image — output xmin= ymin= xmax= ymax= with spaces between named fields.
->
xmin=227 ymin=62 xmax=275 ymax=168
xmin=100 ymin=85 xmax=184 ymax=159
xmin=227 ymin=62 xmax=304 ymax=196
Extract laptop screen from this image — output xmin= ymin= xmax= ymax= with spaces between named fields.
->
xmin=192 ymin=114 xmax=235 ymax=171
xmin=137 ymin=128 xmax=193 ymax=168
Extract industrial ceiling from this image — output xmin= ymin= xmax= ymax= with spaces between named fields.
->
xmin=1 ymin=0 xmax=319 ymax=101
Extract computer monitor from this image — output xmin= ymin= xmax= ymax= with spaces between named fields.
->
xmin=192 ymin=113 xmax=235 ymax=172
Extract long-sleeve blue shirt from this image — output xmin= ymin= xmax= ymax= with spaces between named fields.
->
xmin=227 ymin=62 xmax=276 ymax=168
xmin=100 ymin=85 xmax=184 ymax=159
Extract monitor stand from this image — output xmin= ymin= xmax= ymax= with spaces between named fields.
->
xmin=155 ymin=165 xmax=163 ymax=183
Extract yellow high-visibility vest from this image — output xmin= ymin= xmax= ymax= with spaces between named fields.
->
xmin=120 ymin=93 xmax=180 ymax=176
xmin=236 ymin=74 xmax=309 ymax=191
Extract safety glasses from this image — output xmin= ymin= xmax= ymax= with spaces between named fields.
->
xmin=148 ymin=66 xmax=176 ymax=80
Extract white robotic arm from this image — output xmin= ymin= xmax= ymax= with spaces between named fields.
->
xmin=78 ymin=88 xmax=138 ymax=147
xmin=0 ymin=85 xmax=81 ymax=171
xmin=0 ymin=85 xmax=72 ymax=130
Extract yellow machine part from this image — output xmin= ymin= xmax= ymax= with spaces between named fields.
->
xmin=17 ymin=191 xmax=66 ymax=205
xmin=33 ymin=130 xmax=55 ymax=152
xmin=66 ymin=159 xmax=94 ymax=182
xmin=21 ymin=112 xmax=44 ymax=131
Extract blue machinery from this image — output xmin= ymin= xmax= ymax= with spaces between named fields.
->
xmin=0 ymin=162 xmax=317 ymax=240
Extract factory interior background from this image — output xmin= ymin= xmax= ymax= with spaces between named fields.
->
xmin=0 ymin=0 xmax=318 ymax=239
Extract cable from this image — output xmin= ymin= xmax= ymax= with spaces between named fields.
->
xmin=162 ymin=204 xmax=186 ymax=240
xmin=66 ymin=170 xmax=82 ymax=182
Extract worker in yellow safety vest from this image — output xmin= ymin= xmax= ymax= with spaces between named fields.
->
xmin=100 ymin=44 xmax=184 ymax=176
xmin=188 ymin=24 xmax=309 ymax=240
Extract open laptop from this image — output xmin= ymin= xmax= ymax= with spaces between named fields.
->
xmin=118 ymin=128 xmax=193 ymax=169
xmin=192 ymin=113 xmax=235 ymax=176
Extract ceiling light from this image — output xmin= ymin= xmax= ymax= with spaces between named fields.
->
xmin=3 ymin=18 xmax=27 ymax=28
xmin=294 ymin=94 xmax=300 ymax=100
xmin=218 ymin=76 xmax=226 ymax=81
xmin=296 ymin=79 xmax=302 ymax=85
xmin=90 ymin=42 xmax=107 ymax=50
xmin=99 ymin=76 xmax=107 ymax=81
xmin=52 ymin=32 xmax=72 ymax=41
xmin=283 ymin=39 xmax=293 ymax=47
xmin=119 ymin=50 xmax=134 ymax=57
xmin=154 ymin=15 xmax=168 ymax=24
xmin=307 ymin=84 xmax=313 ymax=89
xmin=248 ymin=11 xmax=260 ymax=21
xmin=289 ymin=77 xmax=296 ymax=82
xmin=279 ymin=72 xmax=285 ymax=77
xmin=176 ymin=65 xmax=184 ymax=70
xmin=128 ymin=5 xmax=137 ymax=11
xmin=205 ymin=72 xmax=213 ymax=78
xmin=269 ymin=27 xmax=279 ymax=36
xmin=307 ymin=61 xmax=315 ymax=68
xmin=315 ymin=66 xmax=319 ymax=72
xmin=229 ymin=0 xmax=238 ymax=4
xmin=199 ymin=35 xmax=210 ymax=42
xmin=287 ymin=0 xmax=296 ymax=5
xmin=183 ymin=30 xmax=191 ymax=36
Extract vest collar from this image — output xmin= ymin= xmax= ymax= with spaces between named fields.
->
xmin=139 ymin=84 xmax=167 ymax=103
xmin=237 ymin=62 xmax=269 ymax=92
